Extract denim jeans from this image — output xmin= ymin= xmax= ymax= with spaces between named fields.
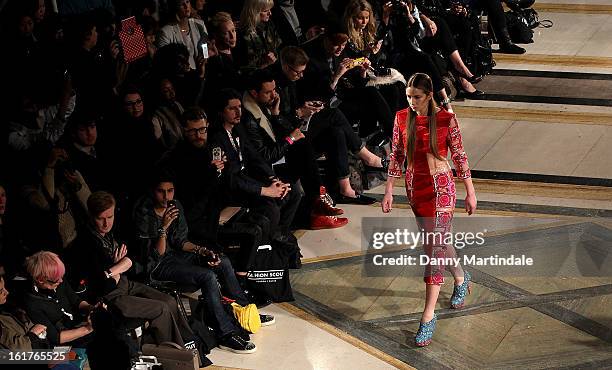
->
xmin=152 ymin=252 xmax=249 ymax=337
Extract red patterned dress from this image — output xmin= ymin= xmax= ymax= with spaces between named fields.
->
xmin=388 ymin=108 xmax=471 ymax=284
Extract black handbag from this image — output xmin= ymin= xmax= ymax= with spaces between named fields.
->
xmin=246 ymin=244 xmax=295 ymax=302
xmin=505 ymin=10 xmax=534 ymax=43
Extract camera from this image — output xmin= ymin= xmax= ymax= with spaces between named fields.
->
xmin=391 ymin=0 xmax=410 ymax=13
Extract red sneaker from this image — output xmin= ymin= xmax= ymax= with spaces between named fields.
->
xmin=314 ymin=186 xmax=344 ymax=216
xmin=310 ymin=215 xmax=349 ymax=230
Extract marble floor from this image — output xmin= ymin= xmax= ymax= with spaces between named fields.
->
xmin=207 ymin=2 xmax=612 ymax=369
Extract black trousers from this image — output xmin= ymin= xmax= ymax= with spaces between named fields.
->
xmin=443 ymin=13 xmax=474 ymax=58
xmin=339 ymin=86 xmax=394 ymax=138
xmin=391 ymin=47 xmax=445 ymax=94
xmin=248 ymin=181 xmax=302 ymax=240
xmin=306 ymin=107 xmax=364 ymax=180
xmin=422 ymin=16 xmax=460 ymax=57
xmin=276 ymin=139 xmax=323 ymax=204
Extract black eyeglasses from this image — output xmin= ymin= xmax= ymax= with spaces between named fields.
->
xmin=124 ymin=99 xmax=143 ymax=107
xmin=185 ymin=126 xmax=208 ymax=135
xmin=288 ymin=64 xmax=305 ymax=77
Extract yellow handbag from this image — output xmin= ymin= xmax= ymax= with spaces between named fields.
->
xmin=230 ymin=302 xmax=261 ymax=333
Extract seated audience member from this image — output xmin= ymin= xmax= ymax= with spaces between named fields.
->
xmin=157 ymin=0 xmax=209 ymax=71
xmin=210 ymin=89 xmax=302 ymax=244
xmin=21 ymin=147 xmax=91 ymax=252
xmin=242 ymin=70 xmax=347 ymax=229
xmin=108 ymin=86 xmax=162 ymax=200
xmin=23 ymin=251 xmax=96 ymax=347
xmin=132 ymin=175 xmax=271 ymax=353
xmin=202 ymin=12 xmax=243 ymax=113
xmin=300 ymin=27 xmax=395 ymax=139
xmin=158 ymin=107 xmax=269 ymax=280
xmin=236 ymin=0 xmax=283 ymax=71
xmin=61 ymin=110 xmax=111 ymax=192
xmin=67 ymin=191 xmax=190 ymax=346
xmin=152 ymin=78 xmax=185 ymax=150
xmin=0 ymin=271 xmax=49 ymax=350
xmin=267 ymin=46 xmax=386 ymax=204
xmin=151 ymin=43 xmax=206 ymax=106
xmin=339 ymin=1 xmax=409 ymax=112
xmin=65 ymin=15 xmax=115 ymax=109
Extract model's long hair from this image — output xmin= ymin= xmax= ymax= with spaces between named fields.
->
xmin=343 ymin=0 xmax=377 ymax=52
xmin=239 ymin=0 xmax=273 ymax=34
xmin=406 ymin=73 xmax=443 ymax=165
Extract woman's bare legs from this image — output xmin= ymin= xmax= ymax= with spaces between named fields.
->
xmin=449 ymin=50 xmax=474 ymax=78
xmin=422 ymin=284 xmax=441 ymax=322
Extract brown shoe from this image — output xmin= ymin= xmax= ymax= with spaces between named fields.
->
xmin=314 ymin=186 xmax=344 ymax=216
xmin=310 ymin=215 xmax=348 ymax=230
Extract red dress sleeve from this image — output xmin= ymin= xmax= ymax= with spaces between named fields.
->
xmin=388 ymin=110 xmax=406 ymax=178
xmin=447 ymin=114 xmax=471 ymax=179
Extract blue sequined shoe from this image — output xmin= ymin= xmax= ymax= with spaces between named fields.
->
xmin=450 ymin=270 xmax=472 ymax=309
xmin=415 ymin=314 xmax=437 ymax=347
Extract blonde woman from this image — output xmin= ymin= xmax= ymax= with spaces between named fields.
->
xmin=237 ymin=0 xmax=282 ymax=70
xmin=343 ymin=0 xmax=385 ymax=58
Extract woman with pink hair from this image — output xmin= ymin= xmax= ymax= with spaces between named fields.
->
xmin=23 ymin=251 xmax=97 ymax=347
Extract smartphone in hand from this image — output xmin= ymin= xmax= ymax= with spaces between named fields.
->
xmin=201 ymin=43 xmax=209 ymax=59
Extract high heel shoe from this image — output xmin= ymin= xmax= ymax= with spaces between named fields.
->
xmin=450 ymin=271 xmax=472 ymax=309
xmin=455 ymin=71 xmax=483 ymax=84
xmin=415 ymin=314 xmax=437 ymax=347
xmin=458 ymin=89 xmax=485 ymax=99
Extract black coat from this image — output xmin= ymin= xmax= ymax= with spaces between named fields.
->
xmin=240 ymin=105 xmax=293 ymax=164
xmin=210 ymin=125 xmax=275 ymax=198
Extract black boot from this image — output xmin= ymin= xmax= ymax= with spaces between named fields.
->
xmin=498 ymin=28 xmax=526 ymax=54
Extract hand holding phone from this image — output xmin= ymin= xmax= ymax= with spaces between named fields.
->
xmin=212 ymin=147 xmax=223 ymax=176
